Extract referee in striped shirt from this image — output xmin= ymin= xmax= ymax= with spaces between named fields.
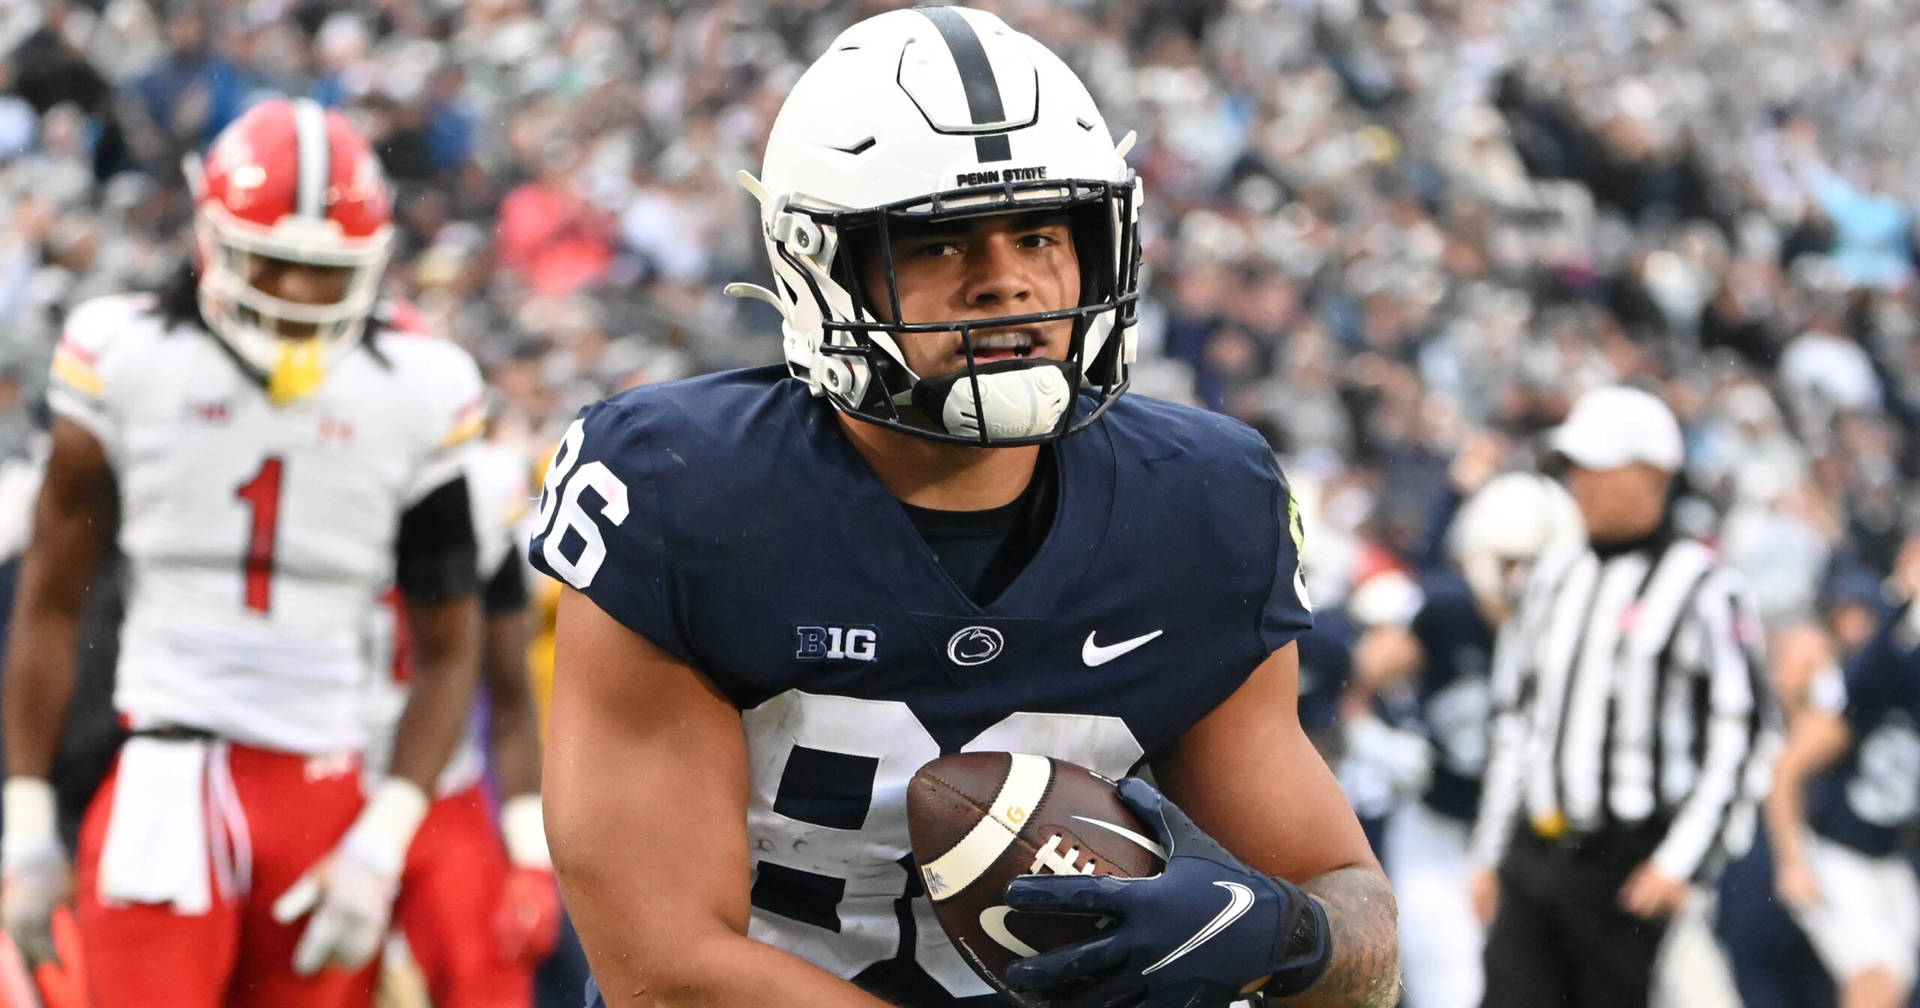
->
xmin=1469 ymin=386 xmax=1776 ymax=1008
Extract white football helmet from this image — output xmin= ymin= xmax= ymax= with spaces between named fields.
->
xmin=1451 ymin=472 xmax=1583 ymax=620
xmin=726 ymin=6 xmax=1142 ymax=446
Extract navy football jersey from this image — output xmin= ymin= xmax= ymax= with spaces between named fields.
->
xmin=1406 ymin=569 xmax=1495 ymax=823
xmin=1296 ymin=606 xmax=1357 ymax=741
xmin=530 ymin=366 xmax=1312 ymax=1006
xmin=1807 ymin=602 xmax=1920 ymax=856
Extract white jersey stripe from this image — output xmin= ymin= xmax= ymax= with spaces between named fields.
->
xmin=293 ymin=98 xmax=329 ymax=219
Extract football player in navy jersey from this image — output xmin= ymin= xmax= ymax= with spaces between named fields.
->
xmin=528 ymin=8 xmax=1398 ymax=1008
xmin=1716 ymin=621 xmax=1838 ymax=1008
xmin=1346 ymin=473 xmax=1579 ymax=1008
xmin=1767 ymin=596 xmax=1920 ymax=1008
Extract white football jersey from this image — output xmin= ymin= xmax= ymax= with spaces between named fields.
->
xmin=47 ymin=294 xmax=485 ymax=754
xmin=362 ymin=438 xmax=533 ymax=795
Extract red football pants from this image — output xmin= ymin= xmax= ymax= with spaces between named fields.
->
xmin=392 ymin=785 xmax=531 ymax=1008
xmin=73 ymin=743 xmax=375 ymax=1008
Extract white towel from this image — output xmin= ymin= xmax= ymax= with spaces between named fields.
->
xmin=96 ymin=736 xmax=213 ymax=914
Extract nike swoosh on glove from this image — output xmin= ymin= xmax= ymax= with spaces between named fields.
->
xmin=1001 ymin=778 xmax=1332 ymax=1008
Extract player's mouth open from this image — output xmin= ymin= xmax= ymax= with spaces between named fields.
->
xmin=961 ymin=329 xmax=1038 ymax=363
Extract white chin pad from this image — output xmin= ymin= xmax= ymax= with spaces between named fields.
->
xmin=942 ymin=365 xmax=1071 ymax=441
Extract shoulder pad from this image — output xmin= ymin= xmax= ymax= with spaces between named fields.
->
xmin=58 ymin=293 xmax=159 ymax=361
xmin=49 ymin=295 xmax=161 ymax=433
xmin=527 ymin=396 xmax=690 ymax=664
xmin=385 ymin=335 xmax=486 ymax=449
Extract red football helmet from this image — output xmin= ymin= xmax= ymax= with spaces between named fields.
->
xmin=187 ymin=97 xmax=394 ymax=402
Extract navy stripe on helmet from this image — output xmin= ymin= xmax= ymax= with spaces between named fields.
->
xmin=917 ymin=7 xmax=1013 ymax=163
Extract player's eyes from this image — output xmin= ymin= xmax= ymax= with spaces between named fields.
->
xmin=1019 ymin=221 xmax=1076 ymax=248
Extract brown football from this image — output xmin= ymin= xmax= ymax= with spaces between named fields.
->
xmin=906 ymin=752 xmax=1165 ymax=1000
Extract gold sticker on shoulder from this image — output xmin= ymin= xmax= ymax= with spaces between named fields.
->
xmin=1287 ymin=492 xmax=1312 ymax=613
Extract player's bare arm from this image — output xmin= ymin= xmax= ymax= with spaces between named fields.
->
xmin=483 ymin=581 xmax=542 ymax=799
xmin=1764 ymin=700 xmax=1851 ymax=910
xmin=546 ymin=588 xmax=896 ymax=1007
xmin=1157 ymin=644 xmax=1402 ymax=1008
xmin=0 ymin=418 xmax=116 ymax=963
xmin=482 ymin=560 xmax=564 ymax=964
xmin=385 ymin=590 xmax=483 ymax=791
xmin=1 ymin=419 xmax=116 ymax=781
xmin=383 ymin=477 xmax=485 ymax=792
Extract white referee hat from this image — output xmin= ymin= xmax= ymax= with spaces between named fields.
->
xmin=1550 ymin=385 xmax=1684 ymax=472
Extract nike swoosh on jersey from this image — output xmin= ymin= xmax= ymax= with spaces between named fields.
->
xmin=1081 ymin=629 xmax=1164 ymax=667
xmin=1141 ymin=881 xmax=1255 ymax=974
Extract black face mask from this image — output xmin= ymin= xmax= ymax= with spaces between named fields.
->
xmin=796 ymin=179 xmax=1142 ymax=448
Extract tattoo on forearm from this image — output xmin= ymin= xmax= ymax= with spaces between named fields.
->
xmin=1277 ymin=867 xmax=1401 ymax=1008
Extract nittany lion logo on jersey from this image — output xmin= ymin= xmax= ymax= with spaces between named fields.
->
xmin=946 ymin=626 xmax=1005 ymax=666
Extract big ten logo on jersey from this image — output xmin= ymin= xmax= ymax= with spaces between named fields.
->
xmin=794 ymin=624 xmax=879 ymax=662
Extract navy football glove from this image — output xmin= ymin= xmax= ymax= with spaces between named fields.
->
xmin=1001 ymin=778 xmax=1331 ymax=1008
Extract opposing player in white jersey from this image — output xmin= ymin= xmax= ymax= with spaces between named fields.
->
xmin=365 ymin=435 xmax=558 ymax=1007
xmin=0 ymin=98 xmax=486 ymax=1008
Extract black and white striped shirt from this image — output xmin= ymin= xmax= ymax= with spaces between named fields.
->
xmin=1471 ymin=531 xmax=1777 ymax=881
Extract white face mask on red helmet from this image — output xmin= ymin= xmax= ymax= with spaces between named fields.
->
xmin=726 ymin=6 xmax=1143 ymax=447
xmin=187 ymin=98 xmax=394 ymax=404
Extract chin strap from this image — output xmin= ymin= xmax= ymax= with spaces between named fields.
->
xmin=909 ymin=359 xmax=1074 ymax=442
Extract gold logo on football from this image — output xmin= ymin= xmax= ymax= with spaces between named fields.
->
xmin=1006 ymin=806 xmax=1028 ymax=824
